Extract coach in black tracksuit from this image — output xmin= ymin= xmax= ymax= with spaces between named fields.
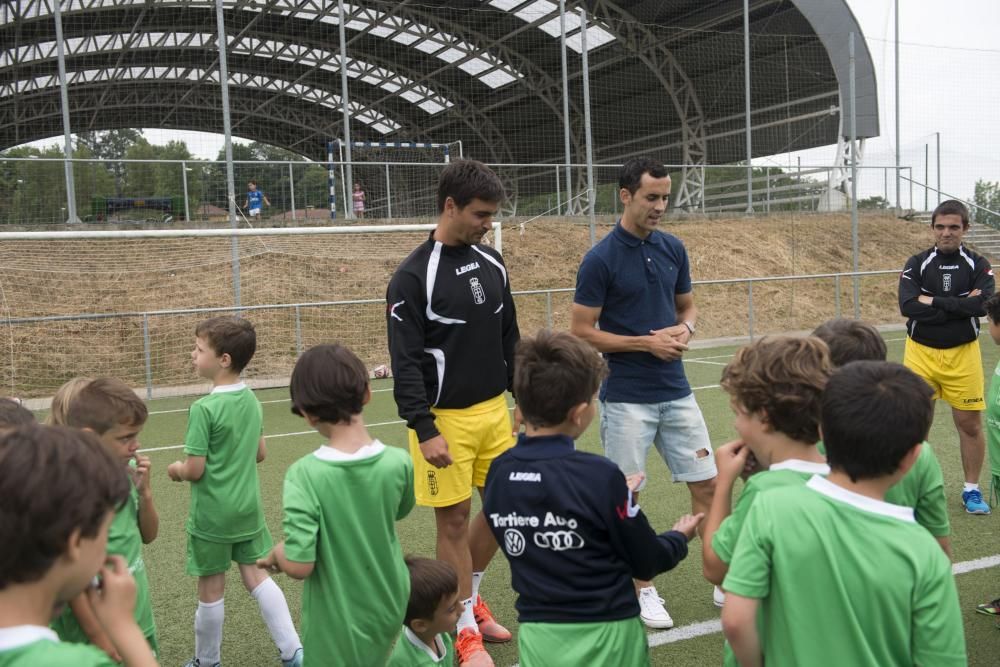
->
xmin=385 ymin=160 xmax=520 ymax=659
xmin=898 ymin=199 xmax=995 ymax=514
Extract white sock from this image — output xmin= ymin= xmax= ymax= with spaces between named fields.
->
xmin=456 ymin=597 xmax=477 ymax=633
xmin=965 ymin=482 xmax=981 ymax=492
xmin=195 ymin=598 xmax=224 ymax=664
xmin=251 ymin=578 xmax=302 ymax=660
xmin=471 ymin=571 xmax=484 ymax=602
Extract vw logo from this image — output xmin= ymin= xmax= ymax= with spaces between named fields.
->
xmin=504 ymin=528 xmax=526 ymax=557
xmin=533 ymin=530 xmax=585 ymax=551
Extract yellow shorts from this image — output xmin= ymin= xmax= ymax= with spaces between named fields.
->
xmin=904 ymin=337 xmax=985 ymax=411
xmin=408 ymin=393 xmax=514 ymax=507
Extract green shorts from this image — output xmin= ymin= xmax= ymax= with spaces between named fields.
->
xmin=185 ymin=528 xmax=273 ymax=576
xmin=518 ymin=617 xmax=648 ymax=667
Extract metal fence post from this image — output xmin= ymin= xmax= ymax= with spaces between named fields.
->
xmin=835 ymin=274 xmax=842 ymax=318
xmin=385 ymin=164 xmax=392 ymax=219
xmin=546 ymin=291 xmax=553 ymax=329
xmin=289 ymin=163 xmax=297 ymax=221
xmin=747 ymin=280 xmax=755 ymax=341
xmin=294 ymin=305 xmax=303 ymax=357
xmin=142 ymin=314 xmax=153 ymax=400
xmin=182 ymin=161 xmax=191 ymax=222
xmin=555 ymin=165 xmax=561 ymax=213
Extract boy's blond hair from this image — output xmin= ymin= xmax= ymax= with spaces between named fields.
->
xmin=47 ymin=377 xmax=93 ymax=426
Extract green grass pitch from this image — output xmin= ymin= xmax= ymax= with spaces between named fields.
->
xmin=53 ymin=332 xmax=1000 ymax=666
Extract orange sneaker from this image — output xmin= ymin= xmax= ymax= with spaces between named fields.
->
xmin=473 ymin=595 xmax=512 ymax=643
xmin=455 ymin=627 xmax=494 ymax=667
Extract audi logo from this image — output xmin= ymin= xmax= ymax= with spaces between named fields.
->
xmin=533 ymin=530 xmax=585 ymax=551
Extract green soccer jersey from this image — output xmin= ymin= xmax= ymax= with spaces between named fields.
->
xmin=184 ymin=383 xmax=266 ymax=542
xmin=387 ymin=628 xmax=454 ymax=666
xmin=283 ymin=441 xmax=415 ymax=667
xmin=986 ymin=360 xmax=1000 ymax=485
xmin=0 ymin=627 xmax=116 ymax=667
xmin=713 ymin=459 xmax=829 ymax=667
xmin=723 ymin=476 xmax=966 ymax=667
xmin=52 ymin=476 xmax=156 ymax=645
xmin=817 ymin=440 xmax=949 ymax=538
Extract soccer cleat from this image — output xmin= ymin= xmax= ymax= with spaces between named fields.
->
xmin=638 ymin=586 xmax=674 ymax=629
xmin=473 ymin=595 xmax=512 ymax=643
xmin=455 ymin=627 xmax=494 ymax=667
xmin=962 ymin=488 xmax=991 ymax=514
xmin=713 ymin=586 xmax=726 ymax=608
xmin=183 ymin=659 xmax=220 ymax=667
xmin=281 ymin=648 xmax=304 ymax=667
xmin=976 ymin=598 xmax=1000 ymax=615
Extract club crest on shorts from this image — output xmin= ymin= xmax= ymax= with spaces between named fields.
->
xmin=426 ymin=470 xmax=439 ymax=496
xmin=469 ymin=276 xmax=486 ymax=305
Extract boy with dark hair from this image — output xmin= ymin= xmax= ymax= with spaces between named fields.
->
xmin=51 ymin=377 xmax=160 ymax=660
xmin=388 ymin=556 xmax=462 ymax=666
xmin=722 ymin=362 xmax=966 ymax=666
xmin=244 ymin=179 xmax=270 ymax=218
xmin=0 ymin=424 xmax=156 ymax=667
xmin=813 ymin=318 xmax=952 ymax=556
xmin=701 ymin=336 xmax=832 ymax=642
xmin=483 ymin=330 xmax=702 ymax=666
xmin=168 ymin=317 xmax=302 ymax=667
xmin=387 ymin=159 xmax=517 ymax=666
xmin=257 ymin=344 xmax=414 ymax=667
xmin=975 ymin=293 xmax=1000 ymax=616
xmin=0 ymin=397 xmax=34 ymax=430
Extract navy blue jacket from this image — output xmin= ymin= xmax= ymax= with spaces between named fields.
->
xmin=483 ymin=434 xmax=689 ymax=623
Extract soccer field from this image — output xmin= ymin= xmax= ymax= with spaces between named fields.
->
xmin=71 ymin=332 xmax=1000 ymax=666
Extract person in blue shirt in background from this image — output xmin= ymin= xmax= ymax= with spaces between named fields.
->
xmin=244 ymin=179 xmax=270 ymax=218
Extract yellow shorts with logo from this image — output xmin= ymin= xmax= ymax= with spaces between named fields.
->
xmin=904 ymin=337 xmax=985 ymax=411
xmin=409 ymin=393 xmax=514 ymax=507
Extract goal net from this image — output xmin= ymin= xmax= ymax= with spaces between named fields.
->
xmin=0 ymin=222 xmax=500 ymax=400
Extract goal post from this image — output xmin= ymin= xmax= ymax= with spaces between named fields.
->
xmin=0 ymin=221 xmax=500 ymax=400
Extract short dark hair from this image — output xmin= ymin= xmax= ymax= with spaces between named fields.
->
xmin=0 ymin=424 xmax=129 ymax=589
xmin=822 ymin=361 xmax=933 ymax=483
xmin=196 ymin=316 xmax=257 ymax=373
xmin=403 ymin=556 xmax=458 ymax=626
xmin=436 ymin=160 xmax=505 ymax=213
xmin=720 ymin=336 xmax=833 ymax=444
xmin=985 ymin=293 xmax=1000 ymax=323
xmin=931 ymin=199 xmax=970 ymax=228
xmin=812 ymin=318 xmax=887 ymax=367
xmin=64 ymin=377 xmax=148 ymax=435
xmin=619 ymin=156 xmax=670 ymax=195
xmin=289 ymin=344 xmax=368 ymax=424
xmin=514 ymin=330 xmax=607 ymax=428
xmin=0 ymin=398 xmax=35 ymax=429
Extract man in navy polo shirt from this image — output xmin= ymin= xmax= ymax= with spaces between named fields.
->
xmin=571 ymin=156 xmax=718 ymax=628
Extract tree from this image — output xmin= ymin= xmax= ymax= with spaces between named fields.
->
xmin=973 ymin=179 xmax=1000 ymax=228
xmin=858 ymin=196 xmax=889 ymax=210
xmin=76 ymin=129 xmax=143 ymax=197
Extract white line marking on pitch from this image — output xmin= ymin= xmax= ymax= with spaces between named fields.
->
xmin=510 ymin=553 xmax=1000 ymax=666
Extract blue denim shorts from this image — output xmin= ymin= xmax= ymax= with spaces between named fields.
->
xmin=599 ymin=393 xmax=716 ymax=487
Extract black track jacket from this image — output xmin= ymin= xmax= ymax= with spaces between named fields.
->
xmin=899 ymin=244 xmax=994 ymax=349
xmin=386 ymin=233 xmax=519 ymax=442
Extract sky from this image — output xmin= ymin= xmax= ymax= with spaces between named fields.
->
xmin=18 ymin=0 xmax=1000 ymax=208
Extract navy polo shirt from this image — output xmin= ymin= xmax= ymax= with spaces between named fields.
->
xmin=574 ymin=222 xmax=692 ymax=403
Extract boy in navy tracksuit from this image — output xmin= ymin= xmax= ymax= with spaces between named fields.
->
xmin=483 ymin=330 xmax=703 ymax=667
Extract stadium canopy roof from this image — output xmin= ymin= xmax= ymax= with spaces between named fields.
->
xmin=0 ymin=0 xmax=878 ymax=207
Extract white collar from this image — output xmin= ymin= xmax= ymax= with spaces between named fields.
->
xmin=806 ymin=475 xmax=915 ymax=523
xmin=0 ymin=625 xmax=57 ymax=651
xmin=313 ymin=439 xmax=386 ymax=462
xmin=402 ymin=626 xmax=448 ymax=662
xmin=211 ymin=381 xmax=247 ymax=394
xmin=769 ymin=459 xmax=830 ymax=475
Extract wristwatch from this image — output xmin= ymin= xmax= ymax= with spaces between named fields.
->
xmin=683 ymin=320 xmax=696 ymax=336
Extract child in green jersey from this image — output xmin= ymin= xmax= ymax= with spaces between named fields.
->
xmin=50 ymin=377 xmax=161 ymax=660
xmin=700 ymin=336 xmax=831 ymax=666
xmin=0 ymin=424 xmax=157 ymax=667
xmin=722 ymin=362 xmax=966 ymax=667
xmin=388 ymin=557 xmax=461 ymax=666
xmin=167 ymin=317 xmax=302 ymax=667
xmin=975 ymin=295 xmax=1000 ymax=616
xmin=257 ymin=344 xmax=415 ymax=667
xmin=813 ymin=318 xmax=952 ymax=557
